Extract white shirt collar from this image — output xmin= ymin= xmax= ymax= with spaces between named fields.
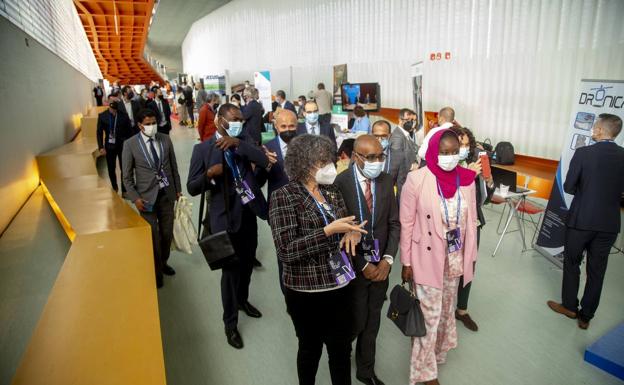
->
xmin=140 ymin=131 xmax=156 ymax=143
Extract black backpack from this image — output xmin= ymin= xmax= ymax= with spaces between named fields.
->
xmin=494 ymin=142 xmax=515 ymax=165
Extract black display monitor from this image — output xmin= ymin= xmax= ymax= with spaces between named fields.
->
xmin=340 ymin=83 xmax=380 ymax=111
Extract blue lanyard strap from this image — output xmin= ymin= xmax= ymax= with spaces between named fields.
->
xmin=137 ymin=135 xmax=164 ymax=171
xmin=436 ymin=174 xmax=461 ymax=228
xmin=224 ymin=149 xmax=243 ymax=181
xmin=352 ymin=166 xmax=375 ymax=237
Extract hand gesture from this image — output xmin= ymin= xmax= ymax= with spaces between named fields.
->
xmin=263 ymin=146 xmax=278 ymax=165
xmin=216 ymin=136 xmax=240 ymax=151
xmin=340 ymin=231 xmax=362 ymax=256
xmin=372 ymin=259 xmax=391 ymax=281
xmin=324 ymin=216 xmax=368 ymax=237
xmin=206 ymin=164 xmax=223 ymax=178
xmin=468 ymin=158 xmax=482 ymax=175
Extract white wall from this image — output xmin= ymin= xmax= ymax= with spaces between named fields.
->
xmin=182 ymin=0 xmax=624 ymax=159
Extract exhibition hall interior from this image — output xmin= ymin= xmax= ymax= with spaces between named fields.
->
xmin=1 ymin=1 xmax=624 ymax=385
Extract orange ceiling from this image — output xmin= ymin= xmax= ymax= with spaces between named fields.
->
xmin=74 ymin=0 xmax=164 ymax=85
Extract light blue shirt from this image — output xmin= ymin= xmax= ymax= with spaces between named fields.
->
xmin=352 ymin=116 xmax=371 ymax=133
xmin=278 ymin=136 xmax=288 ymax=158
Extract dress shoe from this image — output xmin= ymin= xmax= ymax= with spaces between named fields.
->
xmin=252 ymin=258 xmax=263 ymax=268
xmin=356 ymin=374 xmax=386 ymax=385
xmin=547 ymin=301 xmax=577 ymax=319
xmin=423 ymin=379 xmax=440 ymax=385
xmin=163 ymin=264 xmax=176 ymax=276
xmin=156 ymin=276 xmax=164 ymax=289
xmin=455 ymin=310 xmax=479 ymax=332
xmin=577 ymin=318 xmax=590 ymax=330
xmin=238 ymin=302 xmax=262 ymax=318
xmin=225 ymin=328 xmax=244 ymax=349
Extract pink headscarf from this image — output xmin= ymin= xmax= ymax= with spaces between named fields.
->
xmin=425 ymin=129 xmax=476 ymax=198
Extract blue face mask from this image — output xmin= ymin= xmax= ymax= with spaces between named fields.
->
xmin=306 ymin=112 xmax=319 ymax=124
xmin=360 ymin=161 xmax=384 ymax=179
xmin=380 ymin=138 xmax=389 ymax=151
xmin=226 ymin=121 xmax=243 ymax=137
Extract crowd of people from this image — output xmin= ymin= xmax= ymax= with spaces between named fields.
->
xmin=94 ymin=79 xmax=624 ymax=385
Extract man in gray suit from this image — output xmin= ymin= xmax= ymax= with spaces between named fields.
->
xmin=388 ymin=108 xmax=419 ymax=203
xmin=123 ymin=109 xmax=182 ymax=288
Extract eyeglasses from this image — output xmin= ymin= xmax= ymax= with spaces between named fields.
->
xmin=356 ymin=152 xmax=386 ymax=162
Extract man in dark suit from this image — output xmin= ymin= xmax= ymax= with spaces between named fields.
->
xmin=122 ymin=109 xmax=182 ymax=288
xmin=119 ymin=85 xmax=141 ymax=131
xmin=187 ymin=103 xmax=274 ymax=349
xmin=388 ymin=108 xmax=419 ymax=203
xmin=548 ymin=113 xmax=624 ymax=329
xmin=241 ymin=86 xmax=265 ymax=145
xmin=275 ymin=90 xmax=297 ymax=115
xmin=145 ymin=87 xmax=172 ymax=134
xmin=183 ymin=83 xmax=195 ymax=126
xmin=93 ymin=84 xmax=104 ymax=106
xmin=97 ymin=93 xmax=133 ymax=193
xmin=257 ymin=109 xmax=297 ymax=293
xmin=334 ymin=135 xmax=400 ymax=385
xmin=296 ymin=100 xmax=336 ymax=145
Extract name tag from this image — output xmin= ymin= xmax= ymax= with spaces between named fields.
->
xmin=108 ymin=136 xmax=116 ymax=144
xmin=446 ymin=228 xmax=462 ymax=254
xmin=235 ymin=180 xmax=255 ymax=205
xmin=329 ymin=251 xmax=356 ymax=285
xmin=359 ymin=236 xmax=380 ymax=263
xmin=156 ymin=170 xmax=170 ymax=189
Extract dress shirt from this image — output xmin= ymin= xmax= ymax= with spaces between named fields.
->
xmin=278 ymin=135 xmax=288 ymax=157
xmin=141 ymin=132 xmax=160 ymax=159
xmin=418 ymin=122 xmax=453 ymax=158
xmin=156 ymin=99 xmax=167 ymax=127
xmin=306 ymin=121 xmax=319 ymax=135
xmin=353 ymin=165 xmax=394 ymax=269
xmin=123 ymin=98 xmax=134 ymax=125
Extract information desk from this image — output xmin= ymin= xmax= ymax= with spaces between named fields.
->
xmin=11 ymin=135 xmax=166 ymax=385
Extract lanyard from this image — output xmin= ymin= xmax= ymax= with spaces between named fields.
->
xmin=352 ymin=166 xmax=375 ymax=237
xmin=305 ymin=187 xmax=335 ymax=226
xmin=384 ymin=151 xmax=391 ymax=173
xmin=224 ymin=149 xmax=243 ymax=182
xmin=137 ymin=135 xmax=164 ymax=171
xmin=436 ymin=174 xmax=461 ymax=228
xmin=109 ymin=113 xmax=117 ymax=137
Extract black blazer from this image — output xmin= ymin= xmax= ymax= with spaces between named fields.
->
xmin=118 ymin=98 xmax=141 ymax=127
xmin=242 ymin=99 xmax=265 ymax=145
xmin=282 ymin=101 xmax=297 ymax=115
xmin=186 ymin=134 xmax=270 ymax=233
xmin=96 ymin=110 xmax=133 ymax=150
xmin=256 ymin=136 xmax=290 ymax=200
xmin=145 ymin=98 xmax=172 ymax=132
xmin=296 ymin=122 xmax=336 ymax=145
xmin=564 ymin=141 xmax=624 ymax=233
xmin=334 ymin=164 xmax=400 ymax=272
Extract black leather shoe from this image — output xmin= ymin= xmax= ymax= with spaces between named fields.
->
xmin=252 ymin=258 xmax=262 ymax=268
xmin=156 ymin=276 xmax=164 ymax=289
xmin=356 ymin=375 xmax=386 ymax=385
xmin=163 ymin=264 xmax=176 ymax=276
xmin=225 ymin=328 xmax=244 ymax=349
xmin=238 ymin=302 xmax=262 ymax=318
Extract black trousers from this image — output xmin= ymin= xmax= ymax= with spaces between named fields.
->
xmin=562 ymin=227 xmax=617 ymax=322
xmin=186 ymin=104 xmax=194 ymax=124
xmin=222 ymin=207 xmax=258 ymax=330
xmin=285 ymin=285 xmax=353 ymax=385
xmin=95 ymin=97 xmax=103 ymax=106
xmin=457 ymin=226 xmax=481 ymax=310
xmin=351 ymin=273 xmax=389 ymax=379
xmin=105 ymin=145 xmax=125 ymax=192
xmin=140 ymin=190 xmax=175 ymax=282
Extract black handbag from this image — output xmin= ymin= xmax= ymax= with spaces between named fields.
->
xmin=197 ymin=151 xmax=237 ymax=270
xmin=387 ymin=281 xmax=426 ymax=337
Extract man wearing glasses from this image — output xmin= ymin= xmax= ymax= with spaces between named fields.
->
xmin=296 ymin=100 xmax=336 ymax=145
xmin=334 ymin=135 xmax=400 ymax=385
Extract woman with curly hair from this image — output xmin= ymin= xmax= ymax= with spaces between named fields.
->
xmin=269 ymin=134 xmax=367 ymax=385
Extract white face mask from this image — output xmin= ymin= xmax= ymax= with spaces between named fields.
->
xmin=360 ymin=161 xmax=384 ymax=179
xmin=458 ymin=146 xmax=470 ymax=161
xmin=143 ymin=124 xmax=157 ymax=137
xmin=315 ymin=163 xmax=338 ymax=185
xmin=438 ymin=154 xmax=460 ymax=171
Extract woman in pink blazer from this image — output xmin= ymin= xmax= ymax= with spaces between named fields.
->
xmin=399 ymin=129 xmax=478 ymax=385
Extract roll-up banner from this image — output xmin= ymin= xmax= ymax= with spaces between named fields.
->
xmin=254 ymin=71 xmax=272 ymax=113
xmin=535 ymin=79 xmax=624 ymax=268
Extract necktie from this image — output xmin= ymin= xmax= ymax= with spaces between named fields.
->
xmin=364 ymin=179 xmax=373 ymax=213
xmin=148 ymin=138 xmax=160 ymax=168
xmin=311 ymin=125 xmax=316 ymax=135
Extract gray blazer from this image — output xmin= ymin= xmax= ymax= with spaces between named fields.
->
xmin=388 ymin=126 xmax=419 ymax=202
xmin=122 ymin=132 xmax=182 ymax=205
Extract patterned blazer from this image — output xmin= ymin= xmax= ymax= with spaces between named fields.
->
xmin=269 ymin=181 xmax=348 ymax=291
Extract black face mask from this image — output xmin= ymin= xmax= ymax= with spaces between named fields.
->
xmin=110 ymin=100 xmax=119 ymax=110
xmin=126 ymin=92 xmax=134 ymax=99
xmin=403 ymin=120 xmax=414 ymax=132
xmin=158 ymin=95 xmax=164 ymax=100
xmin=279 ymin=130 xmax=297 ymax=143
